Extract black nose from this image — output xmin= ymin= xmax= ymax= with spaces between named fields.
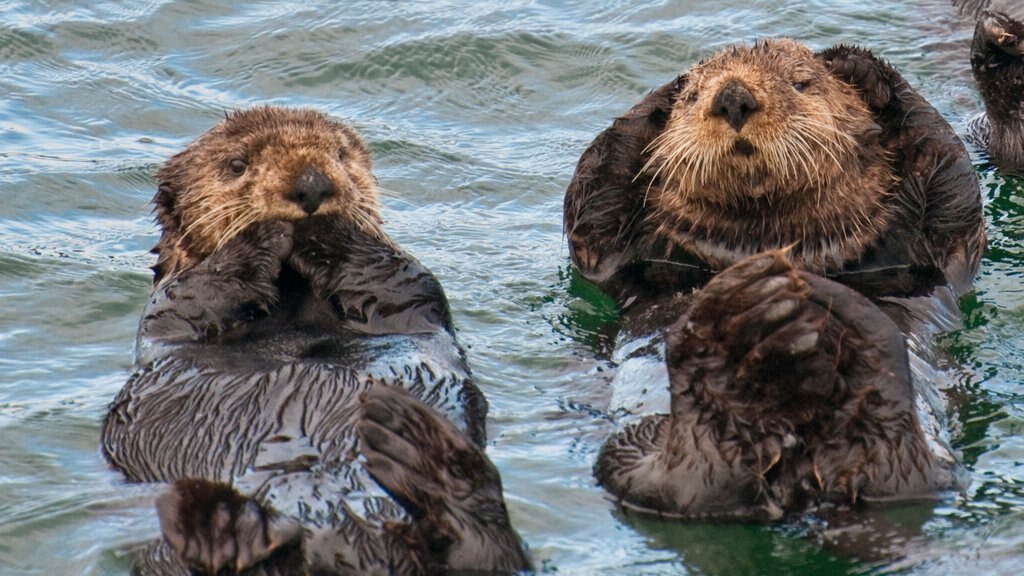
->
xmin=288 ymin=166 xmax=335 ymax=215
xmin=711 ymin=80 xmax=759 ymax=132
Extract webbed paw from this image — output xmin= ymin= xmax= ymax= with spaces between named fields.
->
xmin=358 ymin=384 xmax=531 ymax=573
xmin=820 ymin=46 xmax=893 ymax=109
xmin=156 ymin=478 xmax=301 ymax=575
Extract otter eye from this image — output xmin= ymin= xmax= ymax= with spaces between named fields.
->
xmin=686 ymin=91 xmax=698 ymax=103
xmin=337 ymin=148 xmax=347 ymax=161
xmin=228 ymin=159 xmax=247 ymax=176
xmin=793 ymin=81 xmax=809 ymax=92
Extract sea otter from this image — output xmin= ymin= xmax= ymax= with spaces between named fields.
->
xmin=102 ymin=107 xmax=530 ymax=574
xmin=964 ymin=8 xmax=1024 ymax=171
xmin=564 ymin=39 xmax=984 ymax=519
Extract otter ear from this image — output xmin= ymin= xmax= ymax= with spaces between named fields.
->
xmin=817 ymin=45 xmax=894 ymax=110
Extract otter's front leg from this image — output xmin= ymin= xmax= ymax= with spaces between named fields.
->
xmin=596 ymin=251 xmax=957 ymax=519
xmin=288 ymin=214 xmax=453 ymax=335
xmin=138 ymin=220 xmax=293 ymax=351
xmin=358 ymin=384 xmax=532 ymax=574
xmin=563 ymin=77 xmax=681 ymax=285
xmin=819 ymin=45 xmax=984 ymax=295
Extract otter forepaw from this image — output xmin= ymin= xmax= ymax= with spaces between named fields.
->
xmin=358 ymin=384 xmax=531 ymax=573
xmin=232 ymin=219 xmax=294 ymax=261
xmin=978 ymin=10 xmax=1023 ymax=56
xmin=358 ymin=384 xmax=495 ymax=514
xmin=820 ymin=46 xmax=893 ymax=109
xmin=156 ymin=478 xmax=301 ymax=575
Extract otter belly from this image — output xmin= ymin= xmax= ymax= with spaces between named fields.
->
xmin=105 ymin=330 xmax=476 ymax=483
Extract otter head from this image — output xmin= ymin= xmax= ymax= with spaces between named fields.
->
xmin=151 ymin=107 xmax=381 ymax=284
xmin=645 ymin=39 xmax=894 ymax=270
xmin=971 ymin=10 xmax=1024 ymax=169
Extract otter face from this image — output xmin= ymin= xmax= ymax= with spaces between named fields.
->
xmin=153 ymin=107 xmax=380 ymax=280
xmin=646 ymin=39 xmax=881 ymax=206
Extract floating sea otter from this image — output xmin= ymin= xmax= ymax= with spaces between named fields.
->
xmin=965 ymin=8 xmax=1024 ymax=171
xmin=563 ymin=39 xmax=985 ymax=519
xmin=102 ymin=107 xmax=530 ymax=574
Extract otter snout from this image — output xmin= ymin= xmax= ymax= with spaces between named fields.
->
xmin=289 ymin=166 xmax=336 ymax=214
xmin=711 ymin=79 xmax=759 ymax=132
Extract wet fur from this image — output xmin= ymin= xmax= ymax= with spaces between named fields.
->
xmin=565 ymin=41 xmax=984 ymax=301
xmin=564 ymin=41 xmax=984 ymax=518
xmin=594 ymin=252 xmax=959 ymax=520
xmin=644 ymin=40 xmax=896 ymax=274
xmin=151 ymin=107 xmax=383 ymax=285
xmin=963 ymin=8 xmax=1024 ymax=171
xmin=102 ymin=108 xmax=529 ymax=574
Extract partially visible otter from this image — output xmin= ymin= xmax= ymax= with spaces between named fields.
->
xmin=102 ymin=107 xmax=530 ymax=574
xmin=564 ymin=40 xmax=984 ymax=518
xmin=964 ymin=8 xmax=1024 ymax=171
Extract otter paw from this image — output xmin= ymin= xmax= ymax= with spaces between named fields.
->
xmin=671 ymin=251 xmax=841 ymax=401
xmin=978 ymin=10 xmax=1023 ymax=56
xmin=822 ymin=47 xmax=892 ymax=109
xmin=358 ymin=384 xmax=531 ymax=573
xmin=358 ymin=384 xmax=497 ymax=513
xmin=685 ymin=251 xmax=819 ymax=361
xmin=156 ymin=478 xmax=301 ymax=575
xmin=235 ymin=219 xmax=294 ymax=261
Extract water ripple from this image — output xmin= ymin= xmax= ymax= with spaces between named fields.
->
xmin=1 ymin=1 xmax=1023 ymax=575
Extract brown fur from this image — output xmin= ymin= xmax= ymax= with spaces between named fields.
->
xmin=105 ymin=107 xmax=531 ymax=574
xmin=151 ymin=107 xmax=384 ymax=284
xmin=644 ymin=39 xmax=895 ymax=273
xmin=564 ymin=40 xmax=984 ymax=302
xmin=567 ymin=40 xmax=984 ymax=521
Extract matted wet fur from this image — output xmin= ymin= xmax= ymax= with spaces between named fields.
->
xmin=644 ymin=40 xmax=896 ymax=273
xmin=594 ymin=251 xmax=960 ymax=520
xmin=963 ymin=8 xmax=1024 ymax=171
xmin=564 ymin=40 xmax=984 ymax=519
xmin=102 ymin=107 xmax=530 ymax=575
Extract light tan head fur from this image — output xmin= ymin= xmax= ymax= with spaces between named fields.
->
xmin=151 ymin=107 xmax=382 ymax=283
xmin=644 ymin=39 xmax=895 ymax=272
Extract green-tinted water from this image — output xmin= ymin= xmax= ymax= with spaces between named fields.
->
xmin=1 ymin=1 xmax=1022 ymax=574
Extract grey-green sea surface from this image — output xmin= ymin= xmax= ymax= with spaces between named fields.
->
xmin=1 ymin=1 xmax=1022 ymax=574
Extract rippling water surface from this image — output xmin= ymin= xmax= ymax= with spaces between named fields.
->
xmin=2 ymin=1 xmax=1023 ymax=574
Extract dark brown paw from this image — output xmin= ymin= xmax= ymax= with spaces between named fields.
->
xmin=156 ymin=478 xmax=301 ymax=575
xmin=673 ymin=249 xmax=915 ymax=421
xmin=670 ymin=250 xmax=900 ymax=413
xmin=677 ymin=250 xmax=821 ymax=369
xmin=358 ymin=384 xmax=497 ymax=515
xmin=234 ymin=219 xmax=294 ymax=261
xmin=820 ymin=45 xmax=892 ymax=109
xmin=358 ymin=384 xmax=531 ymax=573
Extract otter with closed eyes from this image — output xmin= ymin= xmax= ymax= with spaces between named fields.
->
xmin=564 ymin=39 xmax=984 ymax=519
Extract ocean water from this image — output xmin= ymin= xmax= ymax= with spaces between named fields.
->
xmin=1 ymin=0 xmax=1022 ymax=574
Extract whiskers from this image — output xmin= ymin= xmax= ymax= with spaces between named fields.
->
xmin=375 ymin=185 xmax=401 ymax=200
xmin=179 ymin=196 xmax=253 ymax=253
xmin=641 ymin=124 xmax=718 ymax=203
xmin=642 ymin=111 xmax=860 ymax=208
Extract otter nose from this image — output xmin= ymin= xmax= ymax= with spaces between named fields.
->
xmin=711 ymin=80 xmax=759 ymax=132
xmin=289 ymin=166 xmax=335 ymax=215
